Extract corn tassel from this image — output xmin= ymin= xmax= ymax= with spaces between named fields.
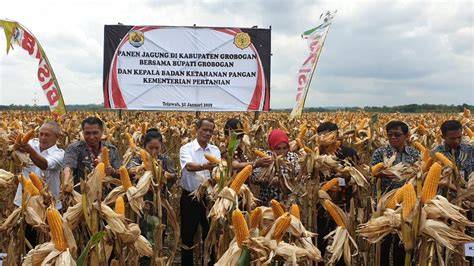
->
xmin=434 ymin=152 xmax=453 ymax=168
xmin=140 ymin=149 xmax=153 ymax=171
xmin=271 ymin=199 xmax=285 ymax=218
xmin=321 ymin=178 xmax=339 ymax=192
xmin=24 ymin=178 xmax=40 ymax=196
xmin=102 ymin=147 xmax=110 ymax=167
xmin=46 ymin=206 xmax=68 ymax=251
xmin=249 ymin=207 xmax=263 ymax=229
xmin=232 ymin=209 xmax=249 ymax=248
xmin=119 ymin=166 xmax=132 ymax=190
xmin=204 ymin=153 xmax=220 ymax=164
xmin=28 ymin=172 xmax=44 ymax=191
xmin=421 ymin=162 xmax=442 ymax=204
xmin=254 ymin=149 xmax=268 ymax=158
xmin=272 ymin=213 xmax=291 ymax=242
xmin=229 ymin=165 xmax=253 ymax=192
xmin=115 ymin=196 xmax=125 ymax=215
xmin=290 ymin=204 xmax=300 ymax=220
xmin=21 ymin=129 xmax=35 ymax=144
xmin=371 ymin=162 xmax=385 ymax=175
xmin=323 ymin=199 xmax=346 ymax=228
xmin=402 ymin=183 xmax=416 ymax=220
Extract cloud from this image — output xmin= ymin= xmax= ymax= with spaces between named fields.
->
xmin=1 ymin=0 xmax=472 ymax=109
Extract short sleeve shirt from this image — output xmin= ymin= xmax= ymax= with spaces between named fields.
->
xmin=432 ymin=143 xmax=473 ymax=180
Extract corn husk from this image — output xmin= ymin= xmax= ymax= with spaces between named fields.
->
xmin=423 ymin=195 xmax=474 ymax=227
xmin=208 ymin=187 xmax=237 ymax=220
xmin=324 ymin=226 xmax=358 ymax=265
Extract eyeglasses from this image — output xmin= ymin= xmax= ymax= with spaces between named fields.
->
xmin=387 ymin=132 xmax=403 ymax=138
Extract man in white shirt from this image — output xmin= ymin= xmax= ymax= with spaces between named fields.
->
xmin=13 ymin=121 xmax=64 ymax=210
xmin=179 ymin=118 xmax=220 ymax=265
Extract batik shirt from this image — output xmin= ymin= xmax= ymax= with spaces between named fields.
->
xmin=252 ymin=151 xmax=300 ymax=206
xmin=370 ymin=145 xmax=420 ymax=192
xmin=63 ymin=140 xmax=121 ymax=184
xmin=432 ymin=143 xmax=473 ymax=180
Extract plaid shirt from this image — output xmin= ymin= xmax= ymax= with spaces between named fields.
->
xmin=432 ymin=143 xmax=473 ymax=180
xmin=370 ymin=145 xmax=420 ymax=192
xmin=63 ymin=140 xmax=121 ymax=183
xmin=254 ymin=151 xmax=299 ymax=206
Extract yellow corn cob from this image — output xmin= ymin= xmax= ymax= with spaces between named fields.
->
xmin=323 ymin=199 xmax=346 ymax=228
xmin=21 ymin=129 xmax=35 ymax=144
xmin=272 ymin=212 xmax=291 ymax=242
xmin=413 ymin=141 xmax=426 ymax=153
xmin=321 ymin=178 xmax=339 ymax=192
xmin=422 ymin=158 xmax=434 ymax=173
xmin=434 ymin=152 xmax=453 ymax=168
xmin=119 ymin=166 xmax=132 ymax=190
xmin=24 ymin=178 xmax=40 ymax=196
xmin=204 ymin=153 xmax=220 ymax=164
xmin=402 ymin=183 xmax=416 ymax=220
xmin=254 ymin=149 xmax=268 ymax=158
xmin=28 ymin=172 xmax=44 ymax=191
xmin=464 ymin=107 xmax=471 ymax=118
xmin=297 ymin=127 xmax=307 ymax=141
xmin=418 ymin=124 xmax=428 ymax=135
xmin=290 ymin=204 xmax=300 ymax=220
xmin=421 ymin=162 xmax=442 ymax=204
xmin=46 ymin=206 xmax=68 ymax=251
xmin=232 ymin=209 xmax=249 ymax=248
xmin=249 ymin=207 xmax=263 ymax=229
xmin=141 ymin=122 xmax=148 ymax=135
xmin=464 ymin=126 xmax=474 ymax=138
xmin=125 ymin=133 xmax=136 ymax=149
xmin=371 ymin=162 xmax=385 ymax=175
xmin=140 ymin=149 xmax=153 ymax=171
xmin=96 ymin=163 xmax=106 ymax=180
xmin=15 ymin=132 xmax=23 ymax=146
xmin=115 ymin=196 xmax=125 ymax=215
xmin=229 ymin=165 xmax=253 ymax=192
xmin=295 ymin=138 xmax=304 ymax=149
xmin=102 ymin=147 xmax=110 ymax=167
xmin=271 ymin=199 xmax=285 ymax=218
xmin=386 ymin=187 xmax=404 ymax=209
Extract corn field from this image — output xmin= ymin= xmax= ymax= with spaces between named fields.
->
xmin=0 ymin=109 xmax=473 ymax=265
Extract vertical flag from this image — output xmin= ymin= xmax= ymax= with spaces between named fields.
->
xmin=290 ymin=11 xmax=336 ymax=119
xmin=0 ymin=19 xmax=66 ymax=117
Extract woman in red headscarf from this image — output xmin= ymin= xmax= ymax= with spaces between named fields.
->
xmin=252 ymin=128 xmax=300 ymax=206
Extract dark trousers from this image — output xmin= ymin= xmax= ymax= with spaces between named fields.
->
xmin=180 ymin=190 xmax=213 ymax=265
xmin=381 ymin=234 xmax=405 ymax=266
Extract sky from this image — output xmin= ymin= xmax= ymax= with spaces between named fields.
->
xmin=0 ymin=0 xmax=473 ymax=108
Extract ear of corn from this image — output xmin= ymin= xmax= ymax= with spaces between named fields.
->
xmin=254 ymin=149 xmax=268 ymax=158
xmin=232 ymin=209 xmax=249 ymax=248
xmin=102 ymin=147 xmax=110 ymax=167
xmin=402 ymin=183 xmax=416 ymax=220
xmin=290 ymin=204 xmax=300 ymax=220
xmin=386 ymin=187 xmax=404 ymax=209
xmin=323 ymin=199 xmax=346 ymax=228
xmin=115 ymin=196 xmax=125 ymax=215
xmin=119 ymin=166 xmax=132 ymax=190
xmin=249 ymin=207 xmax=263 ymax=229
xmin=15 ymin=133 xmax=23 ymax=145
xmin=96 ymin=163 xmax=106 ymax=180
xmin=464 ymin=126 xmax=474 ymax=138
xmin=28 ymin=172 xmax=44 ymax=191
xmin=295 ymin=138 xmax=304 ymax=149
xmin=46 ymin=206 xmax=68 ymax=251
xmin=21 ymin=129 xmax=35 ymax=144
xmin=272 ymin=212 xmax=291 ymax=243
xmin=371 ymin=162 xmax=385 ymax=175
xmin=422 ymin=158 xmax=434 ymax=173
xmin=229 ymin=165 xmax=253 ymax=192
xmin=24 ymin=178 xmax=40 ymax=196
xmin=321 ymin=178 xmax=339 ymax=192
xmin=125 ymin=132 xmax=136 ymax=149
xmin=421 ymin=162 xmax=442 ymax=204
xmin=204 ymin=153 xmax=220 ymax=164
xmin=140 ymin=149 xmax=153 ymax=171
xmin=297 ymin=126 xmax=307 ymax=141
xmin=434 ymin=152 xmax=453 ymax=168
xmin=271 ymin=199 xmax=285 ymax=219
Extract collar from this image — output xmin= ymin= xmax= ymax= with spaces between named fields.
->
xmin=192 ymin=138 xmax=209 ymax=151
xmin=388 ymin=145 xmax=415 ymax=155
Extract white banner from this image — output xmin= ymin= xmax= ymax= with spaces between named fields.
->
xmin=104 ymin=26 xmax=271 ymax=111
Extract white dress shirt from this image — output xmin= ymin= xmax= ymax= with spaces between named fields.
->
xmin=180 ymin=138 xmax=221 ymax=192
xmin=14 ymin=139 xmax=64 ymax=209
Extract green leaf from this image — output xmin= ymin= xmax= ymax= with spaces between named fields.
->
xmin=238 ymin=247 xmax=251 ymax=266
xmin=77 ymin=231 xmax=106 ymax=266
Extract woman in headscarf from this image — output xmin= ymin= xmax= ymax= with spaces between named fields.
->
xmin=252 ymin=128 xmax=300 ymax=206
